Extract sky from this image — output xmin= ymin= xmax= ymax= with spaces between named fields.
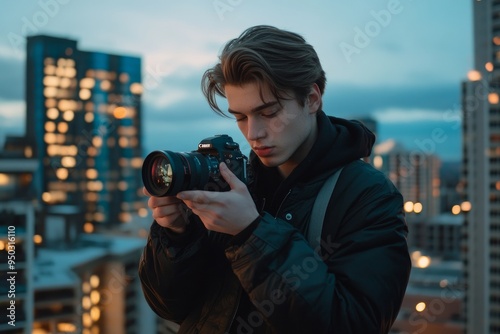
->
xmin=0 ymin=0 xmax=472 ymax=162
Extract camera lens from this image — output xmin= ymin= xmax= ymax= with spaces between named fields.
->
xmin=142 ymin=150 xmax=215 ymax=197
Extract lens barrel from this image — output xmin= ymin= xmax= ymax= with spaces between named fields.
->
xmin=142 ymin=150 xmax=214 ymax=197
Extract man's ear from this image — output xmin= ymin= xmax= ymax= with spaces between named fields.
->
xmin=307 ymin=83 xmax=322 ymax=114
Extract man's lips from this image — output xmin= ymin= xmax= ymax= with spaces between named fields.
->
xmin=253 ymin=146 xmax=274 ymax=157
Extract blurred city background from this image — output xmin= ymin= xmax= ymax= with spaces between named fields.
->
xmin=0 ymin=0 xmax=493 ymax=333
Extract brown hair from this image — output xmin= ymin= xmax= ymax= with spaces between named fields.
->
xmin=201 ymin=25 xmax=326 ymax=116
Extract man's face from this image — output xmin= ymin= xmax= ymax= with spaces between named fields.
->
xmin=225 ymin=82 xmax=321 ymax=177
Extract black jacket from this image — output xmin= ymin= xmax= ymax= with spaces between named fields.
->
xmin=138 ymin=111 xmax=411 ymax=333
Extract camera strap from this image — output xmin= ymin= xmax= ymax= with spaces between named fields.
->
xmin=307 ymin=167 xmax=344 ymax=253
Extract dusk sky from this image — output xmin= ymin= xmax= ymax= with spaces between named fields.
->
xmin=0 ymin=0 xmax=472 ymax=162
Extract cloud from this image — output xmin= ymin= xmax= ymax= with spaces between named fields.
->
xmin=0 ymin=100 xmax=25 ymax=124
xmin=0 ymin=56 xmax=24 ymax=100
xmin=372 ymin=108 xmax=460 ymax=123
xmin=324 ymin=83 xmax=461 ymax=119
xmin=0 ymin=100 xmax=25 ymax=147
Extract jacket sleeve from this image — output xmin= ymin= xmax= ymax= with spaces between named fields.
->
xmin=225 ymin=165 xmax=411 ymax=334
xmin=138 ymin=218 xmax=212 ymax=323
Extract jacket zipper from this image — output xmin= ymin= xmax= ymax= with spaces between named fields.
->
xmin=227 ymin=287 xmax=242 ymax=332
xmin=274 ymin=189 xmax=292 ymax=219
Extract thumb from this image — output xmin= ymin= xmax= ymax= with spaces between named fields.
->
xmin=220 ymin=162 xmax=245 ymax=190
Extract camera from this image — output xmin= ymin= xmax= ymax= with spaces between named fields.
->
xmin=142 ymin=134 xmax=248 ymax=197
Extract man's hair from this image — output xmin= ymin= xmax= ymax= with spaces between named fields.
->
xmin=201 ymin=25 xmax=326 ymax=116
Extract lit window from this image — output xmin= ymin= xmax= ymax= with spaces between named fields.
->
xmin=56 ymin=66 xmax=65 ymax=77
xmin=45 ymin=98 xmax=57 ymax=108
xmin=451 ymin=205 xmax=461 ymax=215
xmin=0 ymin=173 xmax=10 ymax=186
xmin=100 ymin=80 xmax=111 ymax=91
xmin=24 ymin=146 xmax=33 ymax=158
xmin=44 ymin=65 xmax=56 ymax=75
xmin=80 ymin=78 xmax=95 ymax=89
xmin=131 ymin=157 xmax=143 ymax=168
xmin=60 ymin=77 xmax=72 ymax=88
xmin=489 ymin=93 xmax=500 ymax=104
xmin=57 ymin=323 xmax=77 ymax=333
xmin=43 ymin=76 xmax=59 ymax=87
xmin=461 ymin=201 xmax=472 ymax=212
xmin=119 ymin=73 xmax=129 ymax=83
xmin=130 ymin=82 xmax=143 ymax=95
xmin=113 ymin=106 xmax=127 ymax=119
xmin=138 ymin=208 xmax=148 ymax=217
xmin=467 ymin=70 xmax=482 ymax=81
xmin=413 ymin=202 xmax=423 ymax=214
xmin=118 ymin=137 xmax=130 ymax=148
xmin=63 ymin=110 xmax=74 ymax=121
xmin=486 ymin=62 xmax=494 ymax=72
xmin=80 ymin=89 xmax=91 ymax=100
xmin=118 ymin=181 xmax=128 ymax=191
xmin=82 ymin=313 xmax=92 ymax=328
xmin=86 ymin=169 xmax=98 ymax=179
xmin=56 ymin=168 xmax=69 ymax=180
xmin=90 ymin=306 xmax=101 ymax=321
xmin=58 ymin=122 xmax=69 ymax=133
xmin=416 ymin=256 xmax=431 ymax=268
xmin=46 ymin=108 xmax=59 ymax=119
xmin=59 ymin=99 xmax=78 ymax=111
xmin=90 ymin=275 xmax=100 ymax=288
xmin=44 ymin=133 xmax=57 ymax=144
xmin=90 ymin=290 xmax=100 ymax=304
xmin=33 ymin=235 xmax=43 ymax=244
xmin=92 ymin=137 xmax=103 ymax=147
xmin=85 ymin=112 xmax=94 ymax=123
xmin=42 ymin=192 xmax=52 ymax=202
xmin=404 ymin=201 xmax=414 ymax=213
xmin=61 ymin=156 xmax=76 ymax=168
xmin=45 ymin=121 xmax=56 ymax=132
xmin=120 ymin=212 xmax=132 ymax=223
xmin=44 ymin=87 xmax=58 ymax=98
xmin=83 ymin=222 xmax=94 ymax=233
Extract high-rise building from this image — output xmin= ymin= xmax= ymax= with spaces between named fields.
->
xmin=26 ymin=36 xmax=144 ymax=230
xmin=462 ymin=1 xmax=500 ymax=333
xmin=25 ymin=35 xmax=144 ymax=232
xmin=373 ymin=139 xmax=442 ymax=219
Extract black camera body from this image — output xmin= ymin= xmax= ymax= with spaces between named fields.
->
xmin=142 ymin=134 xmax=248 ymax=197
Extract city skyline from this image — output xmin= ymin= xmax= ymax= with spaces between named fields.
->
xmin=0 ymin=0 xmax=472 ymax=162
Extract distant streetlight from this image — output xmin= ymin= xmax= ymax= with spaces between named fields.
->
xmin=415 ymin=302 xmax=426 ymax=312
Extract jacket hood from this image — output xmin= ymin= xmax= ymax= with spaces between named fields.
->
xmin=249 ymin=111 xmax=375 ymax=212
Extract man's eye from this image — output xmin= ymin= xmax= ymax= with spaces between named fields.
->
xmin=235 ymin=116 xmax=247 ymax=122
xmin=261 ymin=110 xmax=279 ymax=118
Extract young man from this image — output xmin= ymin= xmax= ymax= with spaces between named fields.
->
xmin=139 ymin=25 xmax=411 ymax=333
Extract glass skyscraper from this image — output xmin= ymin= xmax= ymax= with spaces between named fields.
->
xmin=25 ymin=35 xmax=143 ymax=232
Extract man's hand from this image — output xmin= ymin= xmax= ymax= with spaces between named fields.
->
xmin=143 ymin=187 xmax=190 ymax=234
xmin=177 ymin=162 xmax=259 ymax=235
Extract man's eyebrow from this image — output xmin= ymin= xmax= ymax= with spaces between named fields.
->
xmin=228 ymin=101 xmax=279 ymax=115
